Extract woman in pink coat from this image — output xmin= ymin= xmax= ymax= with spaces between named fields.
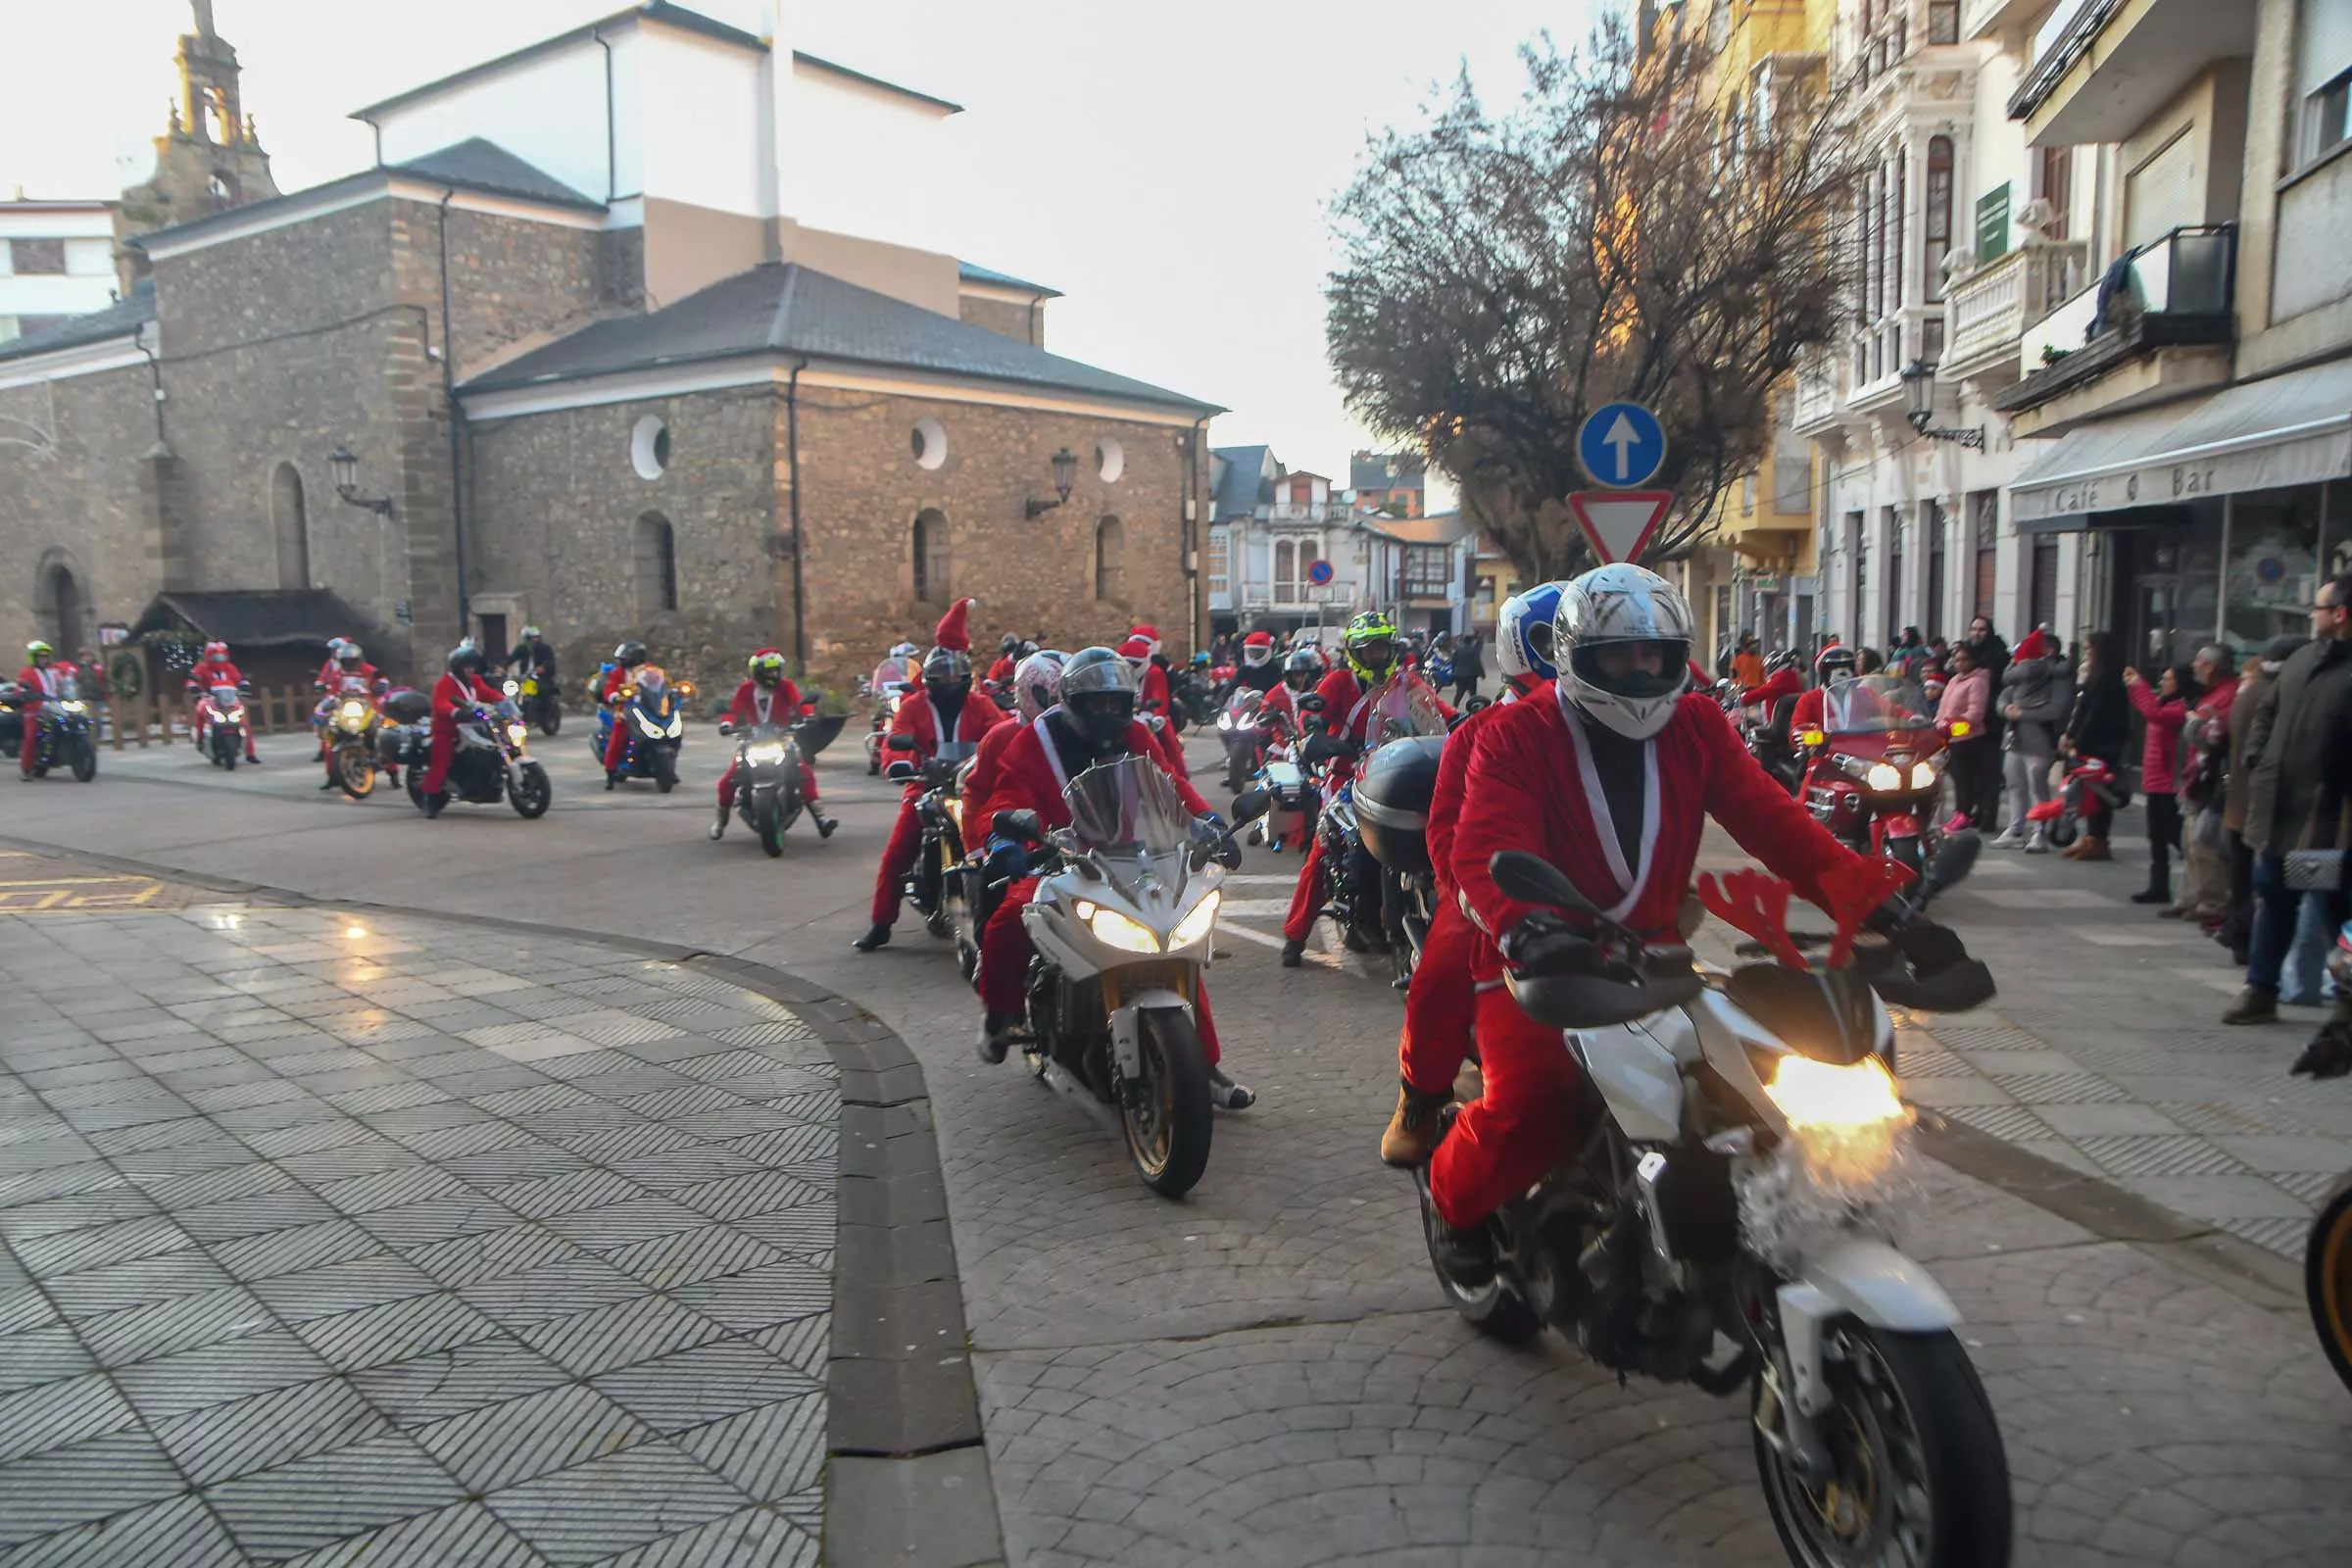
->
xmin=2125 ymin=661 xmax=2202 ymax=906
xmin=1936 ymin=643 xmax=1994 ymax=831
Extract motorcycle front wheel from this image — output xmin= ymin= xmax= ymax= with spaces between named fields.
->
xmin=337 ymin=747 xmax=375 ymax=799
xmin=2307 ymin=1175 xmax=2352 ymax=1395
xmin=2045 ymin=815 xmax=2079 ymax=848
xmin=755 ymin=793 xmax=784 ymax=858
xmin=510 ymin=763 xmax=552 ymax=819
xmin=654 ymin=747 xmax=678 ymax=794
xmin=71 ymin=739 xmax=96 ymax=783
xmin=1123 ymin=1007 xmax=1213 ymax=1198
xmin=1755 ymin=1323 xmax=2012 ymax=1568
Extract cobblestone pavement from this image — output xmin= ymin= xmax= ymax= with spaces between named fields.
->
xmin=0 ymin=874 xmax=838 ymax=1566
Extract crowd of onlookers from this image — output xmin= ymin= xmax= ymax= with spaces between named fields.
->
xmin=1726 ymin=571 xmax=2352 ymax=1029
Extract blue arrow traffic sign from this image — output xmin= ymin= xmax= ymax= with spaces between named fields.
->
xmin=1577 ymin=402 xmax=1667 ymax=489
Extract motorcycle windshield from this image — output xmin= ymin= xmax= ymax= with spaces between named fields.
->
xmin=935 ymin=740 xmax=978 ymax=766
xmin=210 ymin=685 xmax=239 ymax=707
xmin=1064 ymin=756 xmax=1192 ymax=867
xmin=1367 ymin=676 xmax=1447 ymax=742
xmin=1823 ymin=674 xmax=1933 ymax=735
xmin=1225 ymin=690 xmax=1263 ymax=722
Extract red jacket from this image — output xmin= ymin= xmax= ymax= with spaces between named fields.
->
xmin=1311 ymin=667 xmax=1454 ymax=781
xmin=726 ymin=678 xmax=808 ymax=729
xmin=187 ymin=659 xmax=245 ymax=693
xmin=1427 ymin=691 xmax=1521 ymax=902
xmin=15 ymin=664 xmax=70 ymax=706
xmin=986 ymin=655 xmax=1017 ymax=685
xmin=1138 ymin=662 xmax=1173 ymax=720
xmin=967 ymin=715 xmax=1209 ymax=839
xmin=2126 ymin=677 xmax=2191 ymax=796
xmin=886 ymin=688 xmax=1007 ymax=791
xmin=318 ymin=662 xmax=385 ymax=700
xmin=1452 ymin=691 xmax=1864 ymax=976
xmin=431 ymin=670 xmax=505 ymax=724
xmin=1740 ymin=667 xmax=1802 ymax=710
xmin=600 ymin=664 xmax=641 ymax=704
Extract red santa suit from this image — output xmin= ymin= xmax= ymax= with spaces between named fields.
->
xmin=421 ymin=668 xmax=507 ymax=797
xmin=1740 ymin=666 xmax=1803 ymax=710
xmin=186 ymin=657 xmax=261 ymax=762
xmin=870 ymin=600 xmax=1009 ymax=926
xmin=599 ymin=664 xmax=649 ymax=773
xmin=313 ymin=662 xmax=388 ymax=780
xmin=986 ymin=654 xmax=1017 ymax=686
xmin=716 ymin=677 xmax=820 ymax=814
xmin=1429 ymin=690 xmax=1866 ymax=1228
xmin=16 ymin=662 xmax=72 ymax=777
xmin=1282 ymin=666 xmax=1454 ymax=942
xmin=966 ymin=712 xmax=1229 ymax=1061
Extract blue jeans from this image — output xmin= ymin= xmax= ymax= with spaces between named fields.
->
xmin=2246 ymin=853 xmax=2347 ymax=996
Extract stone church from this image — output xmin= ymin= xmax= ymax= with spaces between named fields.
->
xmin=0 ymin=2 xmax=1219 ymax=694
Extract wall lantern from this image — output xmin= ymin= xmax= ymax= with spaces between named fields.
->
xmin=328 ymin=445 xmax=396 ymax=516
xmin=1026 ymin=448 xmax=1079 ymax=519
xmin=1898 ymin=360 xmax=1985 ymax=450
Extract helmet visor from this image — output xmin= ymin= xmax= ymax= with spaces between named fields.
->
xmin=1064 ymin=689 xmax=1135 ymax=746
xmin=1570 ymin=638 xmax=1690 ymax=704
xmin=1351 ymin=636 xmax=1395 ymax=671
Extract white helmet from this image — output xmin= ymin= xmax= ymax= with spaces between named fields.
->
xmin=1495 ymin=581 xmax=1569 ymax=687
xmin=1554 ymin=564 xmax=1693 ymax=740
xmin=1011 ymin=650 xmax=1067 ymax=723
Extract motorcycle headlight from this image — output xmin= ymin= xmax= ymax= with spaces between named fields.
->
xmin=745 ymin=743 xmax=787 ymax=766
xmin=1075 ymin=900 xmax=1159 ymax=956
xmin=1762 ymin=1054 xmax=1911 ymax=1181
xmin=1169 ymin=890 xmax=1221 ymax=950
xmin=1864 ymin=761 xmax=1904 ymax=792
xmin=507 ymin=722 xmax=528 ymax=747
xmin=664 ymin=716 xmax=683 ymax=739
xmin=1216 ymin=711 xmax=1233 ymax=731
xmin=636 ymin=712 xmax=663 ymax=737
xmin=1909 ymin=760 xmax=1940 ymax=790
xmin=57 ymin=700 xmax=84 ymax=713
xmin=338 ymin=700 xmax=368 ymax=726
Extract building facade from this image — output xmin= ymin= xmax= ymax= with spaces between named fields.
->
xmin=0 ymin=202 xmax=117 ymax=344
xmin=0 ymin=2 xmax=1215 ymax=694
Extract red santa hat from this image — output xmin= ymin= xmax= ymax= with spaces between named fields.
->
xmin=2013 ymin=627 xmax=2049 ymax=662
xmin=1129 ymin=623 xmax=1161 ymax=656
xmin=932 ymin=597 xmax=975 ymax=654
xmin=1243 ymin=630 xmax=1273 ymax=648
xmin=1117 ymin=636 xmax=1152 ymax=664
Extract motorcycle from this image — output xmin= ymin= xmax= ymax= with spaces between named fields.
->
xmin=407 ymin=686 xmax=551 ymax=819
xmin=0 ymin=682 xmax=24 ymax=759
xmin=891 ymin=735 xmax=977 ymax=942
xmin=23 ymin=675 xmax=97 ymax=783
xmin=1723 ymin=679 xmax=1806 ymax=798
xmin=195 ymin=681 xmax=252 ymax=770
xmin=514 ymin=668 xmax=561 ymax=736
xmin=324 ymin=692 xmax=380 ymax=798
xmin=1174 ymin=665 xmax=1221 ymax=730
xmin=373 ymin=689 xmax=430 ymax=781
xmin=1355 ymin=684 xmax=1455 ymax=989
xmin=861 ymin=680 xmax=910 ymax=776
xmin=1216 ymin=688 xmax=1268 ymax=794
xmin=717 ymin=719 xmax=819 ymax=858
xmin=2025 ymin=753 xmax=2126 ymax=850
xmin=604 ymin=665 xmax=691 ymax=792
xmin=996 ymin=760 xmax=1266 ymax=1196
xmin=1417 ymin=839 xmax=2011 ymax=1568
xmin=1302 ymin=676 xmax=1447 ymax=956
xmin=1799 ymin=673 xmax=1952 ymax=879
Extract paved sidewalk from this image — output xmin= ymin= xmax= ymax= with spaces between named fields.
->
xmin=0 ymin=873 xmax=839 ymax=1565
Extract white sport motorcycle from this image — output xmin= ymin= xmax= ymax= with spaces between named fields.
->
xmin=995 ymin=757 xmax=1264 ymax=1197
xmin=1418 ymin=838 xmax=2012 ymax=1567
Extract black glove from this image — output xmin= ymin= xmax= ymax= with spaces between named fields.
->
xmin=1498 ymin=909 xmax=1594 ymax=975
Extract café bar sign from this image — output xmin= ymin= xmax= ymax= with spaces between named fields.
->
xmin=2013 ymin=425 xmax=2352 ymax=522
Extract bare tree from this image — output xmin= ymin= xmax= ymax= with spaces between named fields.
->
xmin=1327 ymin=16 xmax=1859 ymax=577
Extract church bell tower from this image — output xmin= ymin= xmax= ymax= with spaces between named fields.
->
xmin=114 ymin=1 xmax=280 ymax=289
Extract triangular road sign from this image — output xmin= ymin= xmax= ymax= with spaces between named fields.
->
xmin=1568 ymin=490 xmax=1673 ymax=565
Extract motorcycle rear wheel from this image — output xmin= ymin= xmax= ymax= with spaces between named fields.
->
xmin=1123 ymin=1008 xmax=1213 ymax=1198
xmin=539 ymin=700 xmax=561 ymax=738
xmin=1755 ymin=1323 xmax=2012 ymax=1568
xmin=337 ymin=748 xmax=375 ymax=799
xmin=510 ymin=763 xmax=553 ymax=819
xmin=2307 ymin=1176 xmax=2352 ymax=1396
xmin=406 ymin=768 xmax=428 ymax=812
xmin=71 ymin=740 xmax=96 ymax=783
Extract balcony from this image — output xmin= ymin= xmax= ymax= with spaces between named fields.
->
xmin=1993 ymin=224 xmax=2237 ymax=429
xmin=1241 ymin=584 xmax=1357 ymax=614
xmin=1941 ymin=240 xmax=2089 ymax=383
xmin=2010 ymin=0 xmax=2255 ymax=147
xmin=1263 ymin=502 xmax=1355 ymax=526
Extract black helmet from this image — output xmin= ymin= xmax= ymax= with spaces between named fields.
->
xmin=1017 ymin=639 xmax=1040 ymax=662
xmin=1815 ymin=645 xmax=1856 ymax=683
xmin=922 ymin=646 xmax=972 ymax=694
xmin=614 ymin=640 xmax=648 ymax=668
xmin=1058 ymin=646 xmax=1140 ymax=749
xmin=1000 ymin=633 xmax=1021 ymax=656
xmin=1283 ymin=646 xmax=1322 ymax=693
xmin=447 ymin=642 xmax=481 ymax=674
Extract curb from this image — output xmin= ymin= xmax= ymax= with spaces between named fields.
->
xmin=0 ymin=835 xmax=1008 ymax=1568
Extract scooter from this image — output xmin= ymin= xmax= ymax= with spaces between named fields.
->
xmin=2025 ymin=754 xmax=2126 ymax=850
xmin=1416 ymin=839 xmax=2010 ymax=1568
xmin=604 ymin=666 xmax=692 ymax=792
xmin=994 ymin=764 xmax=1267 ymax=1196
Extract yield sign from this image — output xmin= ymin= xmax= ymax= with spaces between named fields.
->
xmin=1568 ymin=490 xmax=1673 ymax=565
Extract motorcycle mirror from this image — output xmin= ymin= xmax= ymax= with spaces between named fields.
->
xmin=993 ymin=808 xmax=1043 ymax=842
xmin=1489 ymin=851 xmax=1600 ymax=916
xmin=1298 ymin=694 xmax=1327 ymax=712
xmin=718 ymin=722 xmax=735 ymax=737
xmin=888 ymin=734 xmax=918 ymax=753
xmin=1231 ymin=790 xmax=1271 ymax=825
xmin=1915 ymin=830 xmax=1982 ymax=907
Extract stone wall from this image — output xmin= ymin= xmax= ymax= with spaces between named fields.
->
xmin=0 ymin=366 xmax=166 ymax=662
xmin=387 ymin=199 xmax=609 ymax=381
xmin=956 ymin=296 xmax=1041 ymax=347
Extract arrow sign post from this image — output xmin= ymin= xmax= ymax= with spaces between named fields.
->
xmin=1577 ymin=401 xmax=1666 ymax=489
xmin=1568 ymin=491 xmax=1674 ymax=566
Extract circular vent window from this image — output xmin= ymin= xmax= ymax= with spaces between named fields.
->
xmin=911 ymin=417 xmax=947 ymax=471
xmin=631 ymin=416 xmax=669 ymax=480
xmin=1096 ymin=437 xmax=1125 ymax=484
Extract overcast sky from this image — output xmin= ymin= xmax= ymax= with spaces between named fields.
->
xmin=5 ymin=0 xmax=1600 ymax=484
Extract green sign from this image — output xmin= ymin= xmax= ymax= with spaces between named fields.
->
xmin=1975 ymin=182 xmax=2011 ymax=264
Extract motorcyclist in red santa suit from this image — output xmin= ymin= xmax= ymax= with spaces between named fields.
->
xmin=854 ymin=598 xmax=1007 ymax=952
xmin=1279 ymin=611 xmax=1453 ymax=965
xmin=1381 ymin=582 xmax=1567 ymax=1166
xmin=598 ymin=641 xmax=654 ymax=780
xmin=960 ymin=646 xmax=1254 ymax=1107
xmin=185 ymin=641 xmax=261 ymax=764
xmin=1222 ymin=630 xmax=1282 ymax=701
xmin=419 ymin=643 xmax=509 ymax=819
xmin=1425 ymin=564 xmax=1872 ymax=1272
xmin=710 ymin=649 xmax=837 ymax=841
xmin=1119 ymin=635 xmax=1193 ymax=781
xmin=986 ymin=634 xmax=1022 ymax=688
xmin=1126 ymin=625 xmax=1174 ymax=718
xmin=1740 ymin=651 xmax=1805 ymax=710
xmin=312 ymin=641 xmax=388 ymax=789
xmin=958 ymin=649 xmax=1066 ymax=835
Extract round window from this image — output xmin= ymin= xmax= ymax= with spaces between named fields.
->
xmin=1096 ymin=437 xmax=1125 ymax=484
xmin=630 ymin=416 xmax=669 ymax=480
xmin=911 ymin=417 xmax=947 ymax=471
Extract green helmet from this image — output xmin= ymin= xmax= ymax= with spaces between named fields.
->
xmin=24 ymin=640 xmax=53 ymax=663
xmin=1341 ymin=611 xmax=1398 ymax=683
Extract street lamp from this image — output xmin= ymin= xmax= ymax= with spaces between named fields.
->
xmin=328 ymin=444 xmax=395 ymax=516
xmin=1026 ymin=448 xmax=1079 ymax=520
xmin=1899 ymin=359 xmax=1985 ymax=450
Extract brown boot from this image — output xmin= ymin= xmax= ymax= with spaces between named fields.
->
xmin=2075 ymin=835 xmax=2111 ymax=861
xmin=1381 ymin=1080 xmax=1451 ymax=1167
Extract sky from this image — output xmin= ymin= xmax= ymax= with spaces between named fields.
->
xmin=3 ymin=0 xmax=1601 ymax=486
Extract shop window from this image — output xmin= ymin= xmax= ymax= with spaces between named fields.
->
xmin=2029 ymin=536 xmax=2059 ymax=635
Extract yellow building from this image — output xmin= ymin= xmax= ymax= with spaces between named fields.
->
xmin=1677 ymin=0 xmax=1838 ymax=665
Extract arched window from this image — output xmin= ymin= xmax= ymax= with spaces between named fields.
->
xmin=634 ymin=513 xmax=676 ymax=616
xmin=912 ymin=509 xmax=951 ymax=604
xmin=271 ymin=463 xmax=308 ymax=590
xmin=1924 ymin=135 xmax=1955 ymax=301
xmin=1094 ymin=516 xmax=1124 ymax=603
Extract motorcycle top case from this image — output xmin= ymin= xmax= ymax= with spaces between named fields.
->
xmin=1355 ymin=735 xmax=1446 ymax=874
xmin=380 ymin=689 xmax=431 ymax=724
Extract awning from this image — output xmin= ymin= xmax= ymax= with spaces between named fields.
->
xmin=2010 ymin=358 xmax=2352 ymax=531
xmin=128 ymin=590 xmax=368 ymax=649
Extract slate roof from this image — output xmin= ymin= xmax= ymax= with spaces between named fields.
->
xmin=128 ymin=590 xmax=367 ymax=649
xmin=385 ymin=139 xmax=602 ymax=211
xmin=1363 ymin=511 xmax=1472 ymax=547
xmin=1210 ymin=444 xmax=1274 ymax=520
xmin=463 ymin=262 xmax=1220 ymax=414
xmin=957 ymin=261 xmax=1061 ymax=299
xmin=0 ymin=278 xmax=156 ymax=365
xmin=1351 ymin=451 xmax=1426 ymax=491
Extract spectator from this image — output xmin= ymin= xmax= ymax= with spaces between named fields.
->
xmin=2061 ymin=631 xmax=2131 ymax=862
xmin=2221 ymin=636 xmax=2302 ymax=963
xmin=1732 ymin=634 xmax=1765 ymax=691
xmin=1449 ymin=630 xmax=1484 ymax=704
xmin=2226 ymin=573 xmax=2352 ymax=1025
xmin=1995 ymin=627 xmax=2070 ymax=852
xmin=2171 ymin=644 xmax=2236 ymax=922
xmin=1936 ymin=643 xmax=1993 ymax=831
xmin=2123 ymin=661 xmax=2199 ymax=906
